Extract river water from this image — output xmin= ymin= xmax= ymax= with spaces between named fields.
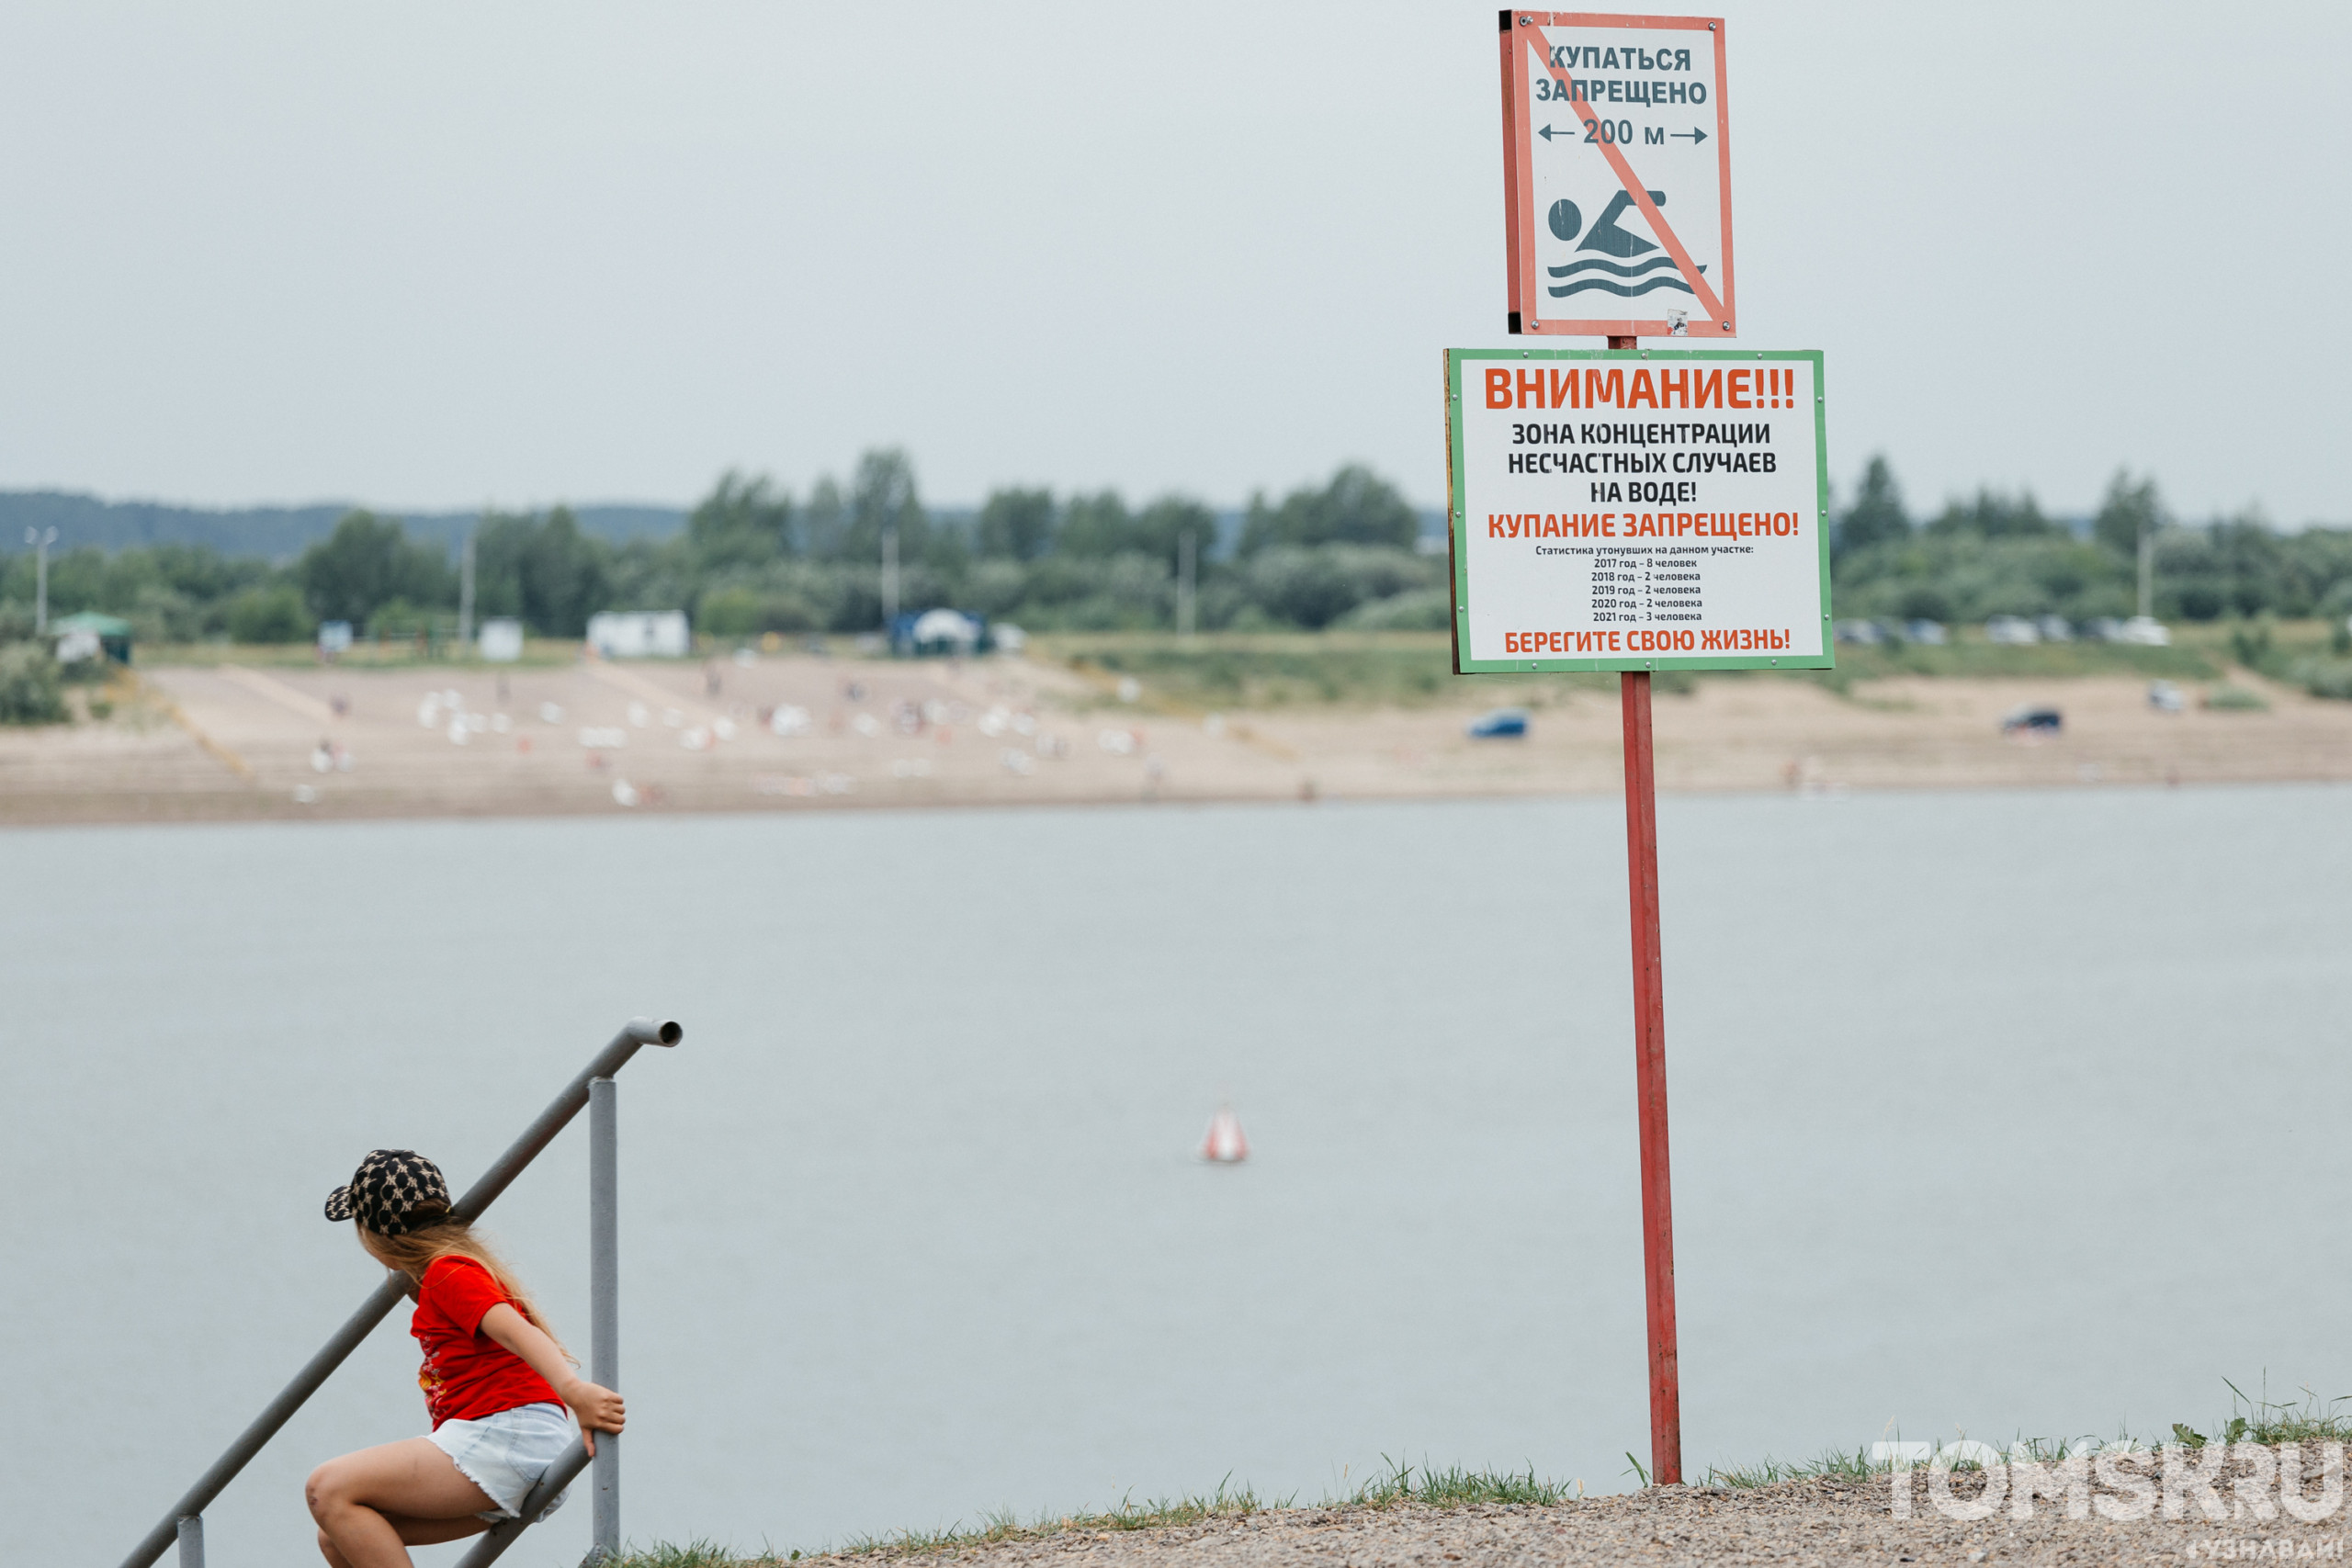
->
xmin=6 ymin=788 xmax=2349 ymax=1563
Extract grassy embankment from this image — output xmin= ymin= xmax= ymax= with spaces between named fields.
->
xmin=129 ymin=637 xmax=588 ymax=670
xmin=1035 ymin=625 xmax=2278 ymax=710
xmin=609 ymin=1386 xmax=2352 ymax=1567
xmin=112 ymin=618 xmax=2348 ymax=708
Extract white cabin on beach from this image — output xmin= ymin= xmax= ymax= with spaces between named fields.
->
xmin=586 ymin=610 xmax=690 ymax=659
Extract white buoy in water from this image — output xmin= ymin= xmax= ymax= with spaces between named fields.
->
xmin=1198 ymin=1104 xmax=1249 ymax=1164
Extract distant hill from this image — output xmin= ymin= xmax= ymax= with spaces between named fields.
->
xmin=0 ymin=491 xmax=686 ymax=562
xmin=0 ymin=490 xmax=1443 ymax=563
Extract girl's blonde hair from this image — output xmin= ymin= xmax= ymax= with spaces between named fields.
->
xmin=356 ymin=1208 xmax=573 ymax=1364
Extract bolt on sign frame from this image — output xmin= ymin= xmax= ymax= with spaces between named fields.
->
xmin=1444 ymin=334 xmax=1829 ymax=1486
xmin=1499 ymin=11 xmax=1735 ymax=339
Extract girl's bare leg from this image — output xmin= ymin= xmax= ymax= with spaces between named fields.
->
xmin=306 ymin=1438 xmax=496 ymax=1568
xmin=314 ymin=1515 xmax=492 ymax=1568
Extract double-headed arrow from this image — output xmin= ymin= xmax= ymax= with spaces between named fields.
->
xmin=1538 ymin=124 xmax=1707 ymax=144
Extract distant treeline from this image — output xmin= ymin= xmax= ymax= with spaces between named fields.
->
xmin=0 ymin=454 xmax=1447 ymax=644
xmin=0 ymin=491 xmax=684 ymax=560
xmin=1833 ymin=459 xmax=2352 ymax=625
xmin=5 ymin=451 xmax=2348 ymax=649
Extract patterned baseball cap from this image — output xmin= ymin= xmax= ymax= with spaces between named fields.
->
xmin=323 ymin=1149 xmax=452 ymax=1235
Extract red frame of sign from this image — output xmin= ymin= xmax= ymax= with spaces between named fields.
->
xmin=1499 ymin=11 xmax=1735 ymax=339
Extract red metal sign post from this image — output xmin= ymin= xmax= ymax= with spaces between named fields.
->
xmin=1619 ymin=666 xmax=1681 ymax=1485
xmin=1466 ymin=14 xmax=1824 ymax=1495
xmin=1604 ymin=327 xmax=1681 ymax=1488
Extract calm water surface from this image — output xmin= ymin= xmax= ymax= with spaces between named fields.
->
xmin=5 ymin=789 xmax=2348 ymax=1563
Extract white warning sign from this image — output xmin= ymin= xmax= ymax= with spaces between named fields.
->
xmin=1499 ymin=13 xmax=1735 ymax=340
xmin=1444 ymin=349 xmax=1830 ymax=673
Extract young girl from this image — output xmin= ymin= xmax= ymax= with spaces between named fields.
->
xmin=304 ymin=1149 xmax=625 ymax=1567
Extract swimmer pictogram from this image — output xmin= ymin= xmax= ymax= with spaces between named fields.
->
xmin=1544 ymin=189 xmax=1709 ymax=299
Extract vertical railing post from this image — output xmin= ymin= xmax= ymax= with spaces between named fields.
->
xmin=589 ymin=1075 xmax=620 ymax=1561
xmin=175 ymin=1515 xmax=202 ymax=1568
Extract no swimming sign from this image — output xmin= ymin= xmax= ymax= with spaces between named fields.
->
xmin=1468 ymin=13 xmax=1817 ymax=1498
xmin=1498 ymin=12 xmax=1735 ymax=339
xmin=1443 ymin=348 xmax=1830 ymax=673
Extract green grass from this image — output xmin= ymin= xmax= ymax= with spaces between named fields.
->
xmin=1039 ymin=631 xmax=1603 ymax=710
xmin=2203 ymin=682 xmax=2271 ymax=711
xmin=1797 ymin=637 xmax=2219 ymax=694
xmin=134 ymin=639 xmax=585 ymax=670
xmin=838 ymin=1479 xmax=1273 ymax=1556
xmin=2212 ymin=616 xmax=2352 ymax=701
xmin=2290 ymin=656 xmax=2352 ymax=701
xmin=1701 ymin=1434 xmax=2132 ymax=1489
xmin=2177 ymin=1380 xmax=2352 ymax=1449
xmin=607 ymin=1461 xmax=1589 ymax=1565
xmin=614 ymin=1547 xmax=795 ymax=1568
xmin=1706 ymin=1382 xmax=2352 ymax=1494
xmin=604 ymin=1478 xmax=1279 ymax=1566
xmin=1032 ymin=628 xmax=2253 ymax=711
xmin=1702 ymin=1445 xmax=1903 ymax=1489
xmin=1344 ymin=1459 xmax=1582 ymax=1509
xmin=134 ymin=622 xmax=2327 ymax=705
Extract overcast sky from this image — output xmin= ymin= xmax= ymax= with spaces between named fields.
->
xmin=3 ymin=2 xmax=2346 ymax=522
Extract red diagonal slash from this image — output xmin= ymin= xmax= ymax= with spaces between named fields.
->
xmin=1523 ymin=27 xmax=1727 ymax=326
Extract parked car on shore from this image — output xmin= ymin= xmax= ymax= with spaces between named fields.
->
xmin=1466 ymin=708 xmax=1530 ymax=739
xmin=2000 ymin=705 xmax=2063 ymax=735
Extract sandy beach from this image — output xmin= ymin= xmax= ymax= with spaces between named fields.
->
xmin=1 ymin=650 xmax=2346 ymax=826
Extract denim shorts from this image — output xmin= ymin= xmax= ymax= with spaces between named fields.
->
xmin=427 ymin=1401 xmax=574 ymax=1522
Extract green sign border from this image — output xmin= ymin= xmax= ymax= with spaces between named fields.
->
xmin=1445 ymin=347 xmax=1834 ymax=674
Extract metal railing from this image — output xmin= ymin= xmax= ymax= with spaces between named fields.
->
xmin=120 ymin=1016 xmax=684 ymax=1568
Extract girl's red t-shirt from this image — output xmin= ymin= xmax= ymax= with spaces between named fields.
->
xmin=409 ymin=1255 xmax=561 ymax=1428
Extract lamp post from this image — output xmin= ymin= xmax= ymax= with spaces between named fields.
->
xmin=458 ymin=529 xmax=477 ymax=652
xmin=1178 ymin=529 xmax=1196 ymax=639
xmin=25 ymin=527 xmax=56 ymax=635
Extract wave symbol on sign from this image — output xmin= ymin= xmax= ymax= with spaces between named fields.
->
xmin=1544 ymin=189 xmax=1706 ymax=299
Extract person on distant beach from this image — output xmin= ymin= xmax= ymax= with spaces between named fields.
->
xmin=303 ymin=1149 xmax=624 ymax=1566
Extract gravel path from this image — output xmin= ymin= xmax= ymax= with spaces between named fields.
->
xmin=815 ymin=1471 xmax=2344 ymax=1568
